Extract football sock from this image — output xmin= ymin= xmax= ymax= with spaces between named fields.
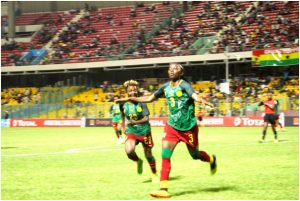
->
xmin=199 ymin=151 xmax=211 ymax=162
xmin=127 ymin=152 xmax=139 ymax=162
xmin=189 ymin=149 xmax=210 ymax=162
xmin=161 ymin=148 xmax=173 ymax=181
xmin=117 ymin=130 xmax=122 ymax=136
xmin=262 ymin=130 xmax=266 ymax=140
xmin=160 ymin=180 xmax=169 ymax=191
xmin=115 ymin=130 xmax=120 ymax=138
xmin=146 ymin=156 xmax=157 ymax=174
xmin=273 ymin=131 xmax=278 ymax=140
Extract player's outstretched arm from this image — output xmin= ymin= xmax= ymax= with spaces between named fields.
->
xmin=129 ymin=94 xmax=156 ymax=103
xmin=115 ymin=97 xmax=129 ymax=103
xmin=191 ymin=93 xmax=214 ymax=108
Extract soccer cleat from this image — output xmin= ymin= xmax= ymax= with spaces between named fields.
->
xmin=150 ymin=189 xmax=171 ymax=198
xmin=258 ymin=139 xmax=265 ymax=143
xmin=137 ymin=159 xmax=143 ymax=175
xmin=210 ymin=155 xmax=217 ymax=175
xmin=117 ymin=136 xmax=125 ymax=144
xmin=281 ymin=128 xmax=286 ymax=132
xmin=274 ymin=139 xmax=279 ymax=143
xmin=151 ymin=173 xmax=159 ymax=183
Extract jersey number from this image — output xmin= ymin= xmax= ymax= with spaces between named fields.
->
xmin=170 ymin=97 xmax=176 ymax=107
xmin=128 ymin=114 xmax=138 ymax=120
xmin=188 ymin=133 xmax=194 ymax=144
xmin=144 ymin=136 xmax=152 ymax=146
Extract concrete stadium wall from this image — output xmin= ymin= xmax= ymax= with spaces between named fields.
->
xmin=1 ymin=51 xmax=252 ymax=73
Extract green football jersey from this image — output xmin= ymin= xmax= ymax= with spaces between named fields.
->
xmin=110 ymin=104 xmax=122 ymax=122
xmin=120 ymin=102 xmax=151 ymax=136
xmin=154 ymin=79 xmax=196 ymax=131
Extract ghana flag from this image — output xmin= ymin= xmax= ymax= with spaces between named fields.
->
xmin=252 ymin=48 xmax=299 ymax=67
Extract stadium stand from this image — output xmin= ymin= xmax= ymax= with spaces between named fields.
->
xmin=2 ymin=1 xmax=298 ymax=66
xmin=1 ymin=1 xmax=299 ymax=119
xmin=2 ymin=75 xmax=298 ymax=118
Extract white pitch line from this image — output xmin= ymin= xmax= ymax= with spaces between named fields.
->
xmin=2 ymin=145 xmax=123 ymax=157
xmin=2 ymin=140 xmax=298 ymax=158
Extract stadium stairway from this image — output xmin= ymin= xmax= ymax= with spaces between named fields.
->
xmin=42 ymin=10 xmax=86 ymax=63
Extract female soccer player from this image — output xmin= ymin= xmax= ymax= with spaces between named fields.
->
xmin=117 ymin=63 xmax=217 ymax=198
xmin=120 ymin=80 xmax=158 ymax=182
xmin=109 ymin=96 xmax=124 ymax=144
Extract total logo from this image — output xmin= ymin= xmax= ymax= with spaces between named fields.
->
xmin=234 ymin=117 xmax=242 ymax=126
xmin=149 ymin=120 xmax=165 ymax=126
xmin=12 ymin=120 xmax=37 ymax=127
xmin=234 ymin=117 xmax=264 ymax=126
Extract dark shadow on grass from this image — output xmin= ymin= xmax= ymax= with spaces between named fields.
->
xmin=1 ymin=147 xmax=18 ymax=149
xmin=142 ymin=175 xmax=182 ymax=183
xmin=142 ymin=179 xmax=152 ymax=183
xmin=201 ymin=186 xmax=237 ymax=192
xmin=172 ymin=185 xmax=237 ymax=197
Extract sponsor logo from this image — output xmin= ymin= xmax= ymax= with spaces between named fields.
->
xmin=95 ymin=120 xmax=111 ymax=125
xmin=203 ymin=118 xmax=224 ymax=125
xmin=149 ymin=120 xmax=165 ymax=126
xmin=240 ymin=117 xmax=264 ymax=126
xmin=234 ymin=117 xmax=242 ymax=126
xmin=44 ymin=120 xmax=81 ymax=126
xmin=12 ymin=120 xmax=37 ymax=127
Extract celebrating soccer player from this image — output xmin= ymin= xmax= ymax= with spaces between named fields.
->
xmin=109 ymin=96 xmax=124 ymax=144
xmin=119 ymin=80 xmax=158 ymax=182
xmin=258 ymin=92 xmax=279 ymax=143
xmin=117 ymin=63 xmax=217 ymax=198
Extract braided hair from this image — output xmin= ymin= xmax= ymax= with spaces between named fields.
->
xmin=123 ymin=79 xmax=139 ymax=88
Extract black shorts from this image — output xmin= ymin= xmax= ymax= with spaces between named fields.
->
xmin=264 ymin=114 xmax=276 ymax=125
xmin=275 ymin=114 xmax=280 ymax=120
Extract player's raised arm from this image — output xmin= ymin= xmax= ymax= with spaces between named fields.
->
xmin=129 ymin=94 xmax=156 ymax=103
xmin=115 ymin=97 xmax=129 ymax=103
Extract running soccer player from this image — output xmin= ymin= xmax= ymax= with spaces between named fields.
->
xmin=258 ymin=92 xmax=279 ymax=143
xmin=274 ymin=99 xmax=285 ymax=132
xmin=110 ymin=96 xmax=124 ymax=144
xmin=117 ymin=63 xmax=217 ymax=198
xmin=120 ymin=80 xmax=158 ymax=182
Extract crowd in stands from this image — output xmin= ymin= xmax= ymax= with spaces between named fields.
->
xmin=43 ymin=2 xmax=180 ymax=64
xmin=1 ymin=87 xmax=41 ymax=105
xmin=1 ymin=1 xmax=298 ymax=66
xmin=1 ymin=11 xmax=76 ymax=66
xmin=2 ymin=72 xmax=298 ymax=118
xmin=210 ymin=1 xmax=298 ymax=53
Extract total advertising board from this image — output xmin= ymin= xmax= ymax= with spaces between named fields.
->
xmin=9 ymin=119 xmax=84 ymax=127
xmin=4 ymin=115 xmax=295 ymax=128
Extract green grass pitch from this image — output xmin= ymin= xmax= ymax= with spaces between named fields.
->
xmin=1 ymin=126 xmax=299 ymax=200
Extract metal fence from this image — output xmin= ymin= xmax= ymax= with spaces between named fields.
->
xmin=2 ymin=97 xmax=298 ymax=119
